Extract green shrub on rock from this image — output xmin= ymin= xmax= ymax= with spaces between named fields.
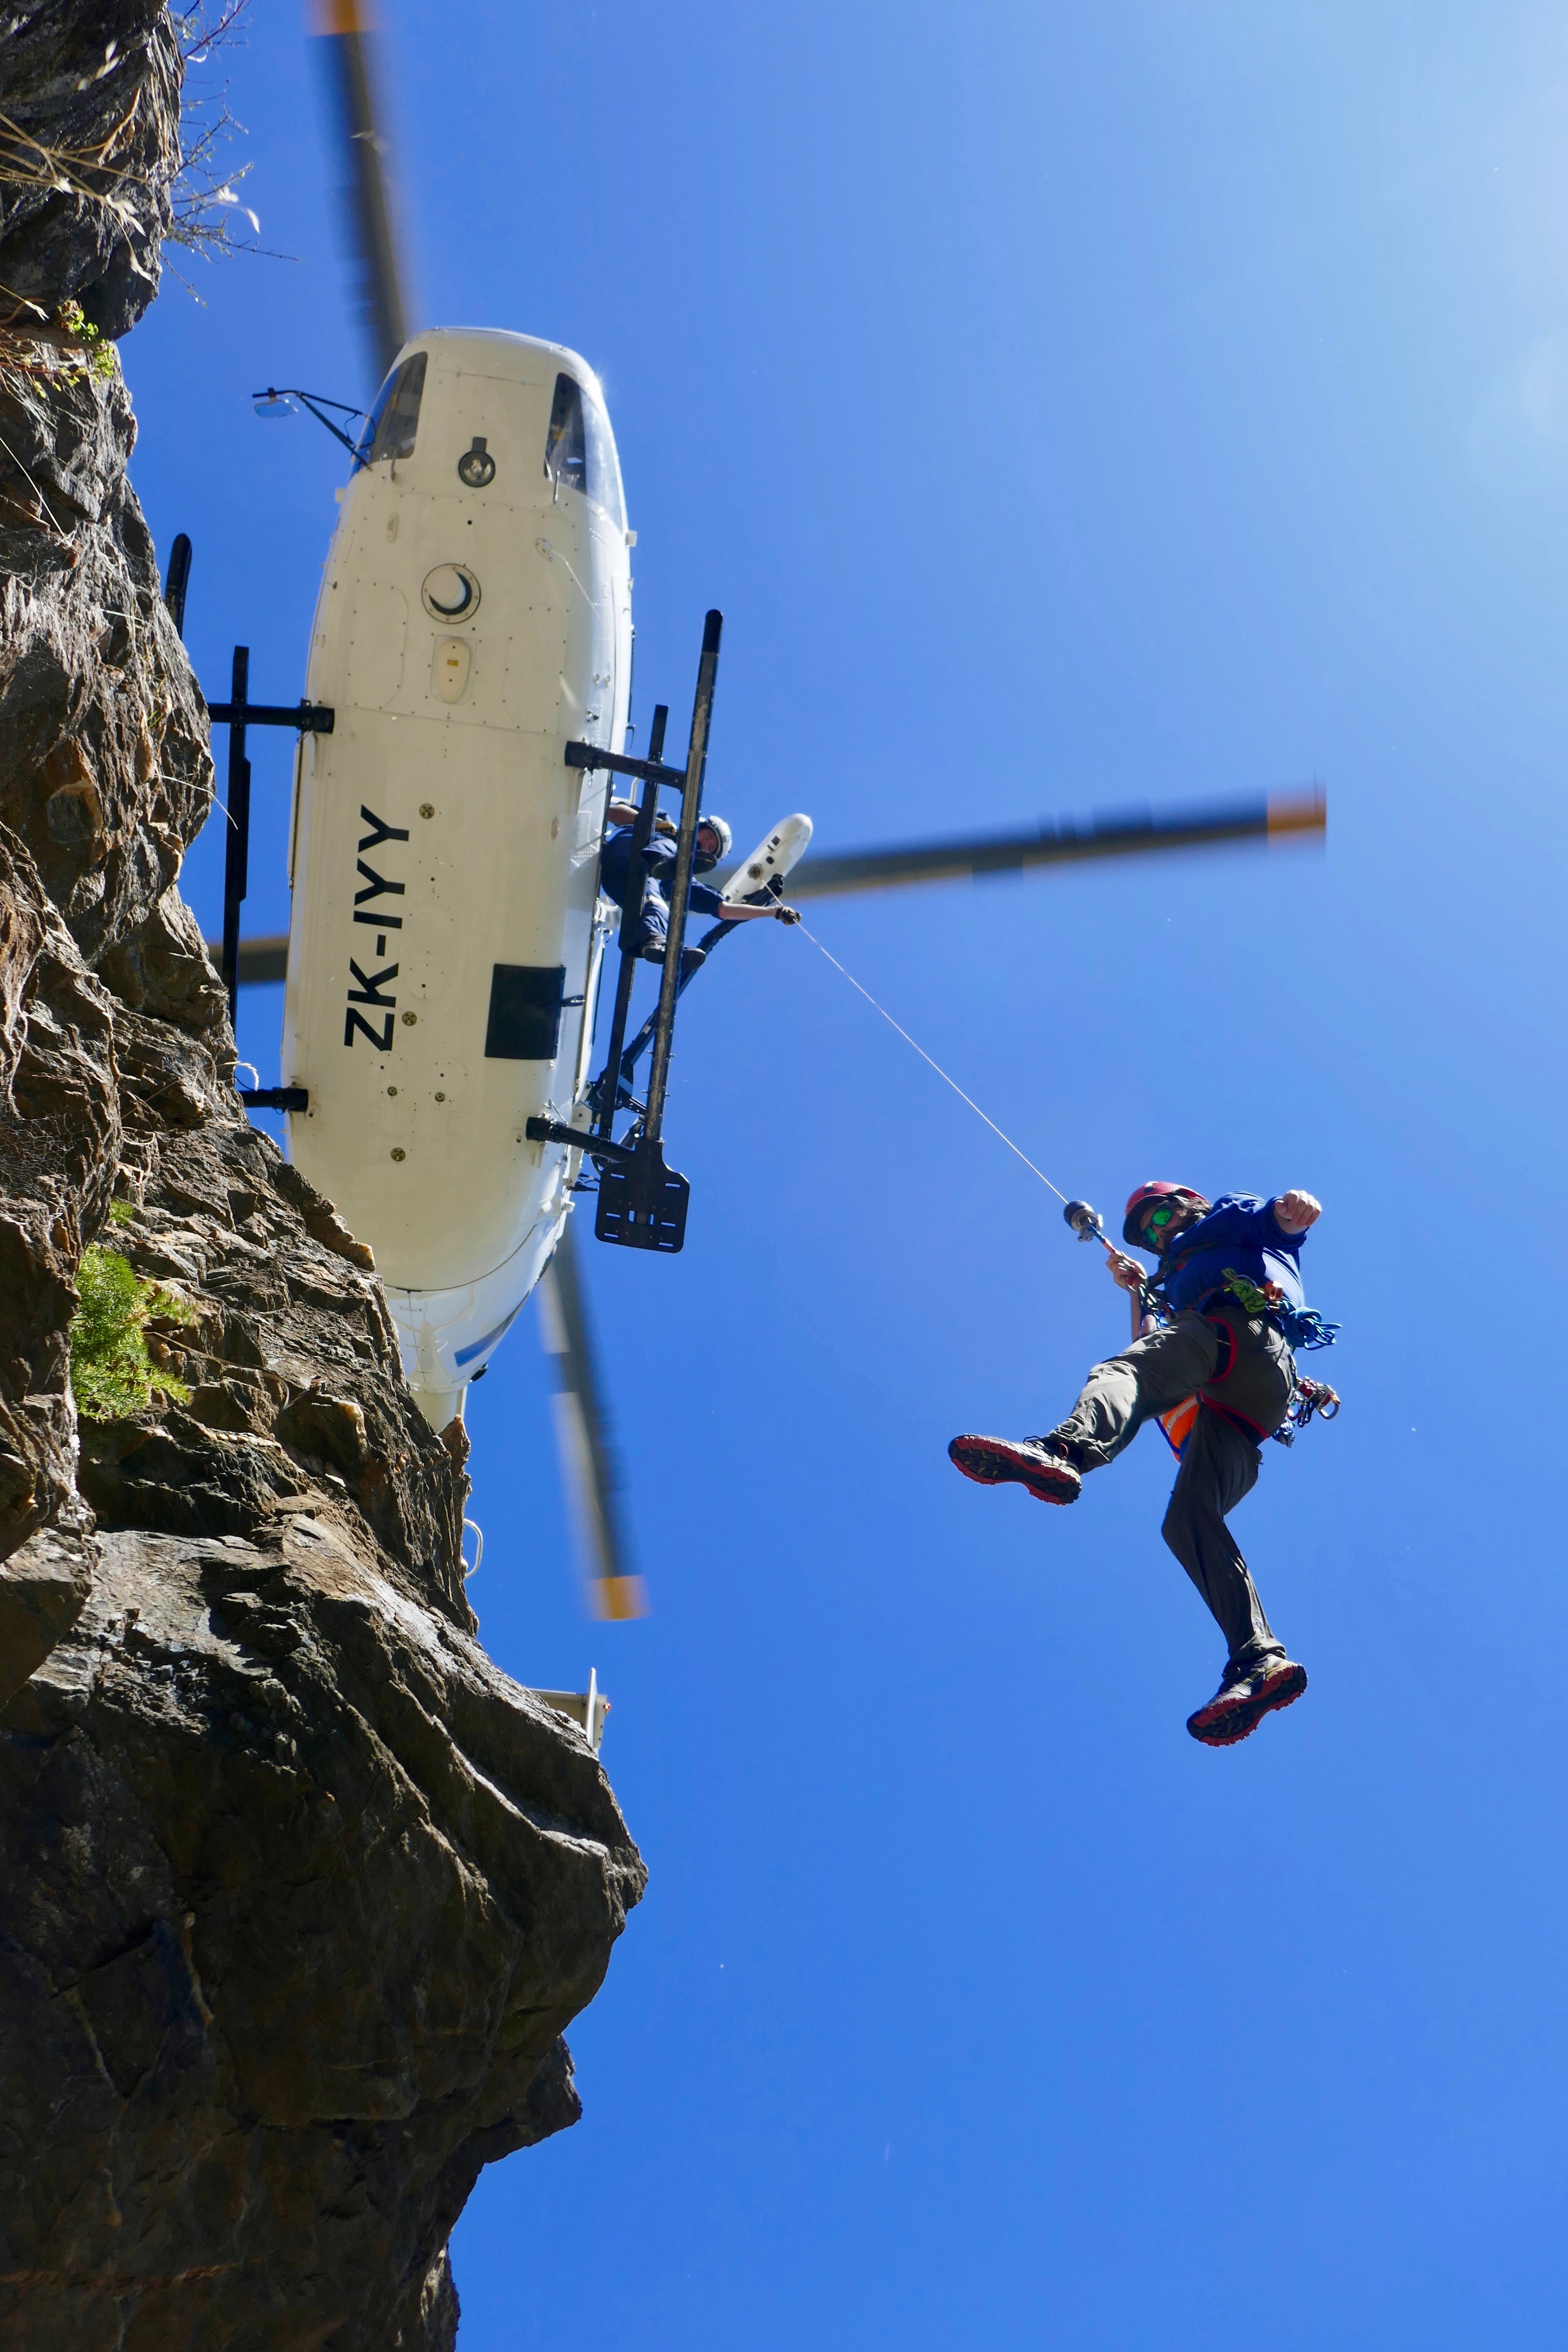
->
xmin=69 ymin=1246 xmax=195 ymax=1418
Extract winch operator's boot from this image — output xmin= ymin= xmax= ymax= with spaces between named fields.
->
xmin=947 ymin=1434 xmax=1083 ymax=1506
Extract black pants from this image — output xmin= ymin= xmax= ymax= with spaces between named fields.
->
xmin=1047 ymin=1305 xmax=1295 ymax=1670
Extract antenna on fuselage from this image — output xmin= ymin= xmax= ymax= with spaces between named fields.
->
xmin=311 ymin=0 xmax=412 ymax=385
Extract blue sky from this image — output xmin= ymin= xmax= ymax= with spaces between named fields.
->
xmin=125 ymin=4 xmax=1568 ymax=2343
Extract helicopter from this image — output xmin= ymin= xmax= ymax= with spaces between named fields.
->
xmin=285 ymin=328 xmax=637 ymax=1429
xmin=189 ymin=0 xmax=1326 ymax=1623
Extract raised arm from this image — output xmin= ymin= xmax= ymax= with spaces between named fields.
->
xmin=1273 ymin=1191 xmax=1321 ymax=1236
xmin=605 ymin=800 xmax=678 ymax=838
xmin=717 ymin=901 xmax=802 ymax=925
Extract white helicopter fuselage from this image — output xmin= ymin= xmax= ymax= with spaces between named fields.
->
xmin=281 ymin=328 xmax=632 ymax=1428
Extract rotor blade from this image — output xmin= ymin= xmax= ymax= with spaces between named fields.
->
xmin=536 ymin=1220 xmax=648 ymax=1622
xmin=219 ymin=791 xmax=1322 ymax=985
xmin=209 ymin=934 xmax=288 ymax=987
xmin=310 ymin=0 xmax=410 ymax=385
xmin=773 ymin=789 xmax=1324 ymax=901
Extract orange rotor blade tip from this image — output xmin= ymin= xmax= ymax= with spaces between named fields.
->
xmin=311 ymin=0 xmax=375 ymax=36
xmin=594 ymin=1574 xmax=650 ymax=1623
xmin=1265 ymin=788 xmax=1326 ymax=841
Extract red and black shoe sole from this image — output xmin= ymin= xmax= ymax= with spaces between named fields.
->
xmin=947 ymin=1434 xmax=1080 ymax=1506
xmin=1186 ymin=1661 xmax=1308 ymax=1747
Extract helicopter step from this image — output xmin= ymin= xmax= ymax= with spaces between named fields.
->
xmin=523 ymin=1117 xmax=691 ymax=1253
xmin=592 ymin=1137 xmax=689 ymax=1252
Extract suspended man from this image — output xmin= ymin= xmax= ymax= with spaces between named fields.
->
xmin=949 ymin=1184 xmax=1336 ymax=1749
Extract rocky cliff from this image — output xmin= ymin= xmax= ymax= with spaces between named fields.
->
xmin=0 ymin=8 xmax=645 ymax=2345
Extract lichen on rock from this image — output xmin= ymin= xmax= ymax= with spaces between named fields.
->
xmin=0 ymin=9 xmax=644 ymax=2346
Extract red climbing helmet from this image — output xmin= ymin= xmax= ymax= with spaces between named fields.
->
xmin=1122 ymin=1180 xmax=1207 ymax=1247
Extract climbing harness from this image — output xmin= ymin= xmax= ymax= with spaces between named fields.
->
xmin=1139 ymin=1272 xmax=1341 ymax=1460
xmin=1157 ymin=1395 xmax=1203 ymax=1458
xmin=795 ymin=922 xmax=1344 ymax=1449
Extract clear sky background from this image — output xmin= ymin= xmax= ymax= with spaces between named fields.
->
xmin=123 ymin=3 xmax=1568 ymax=2344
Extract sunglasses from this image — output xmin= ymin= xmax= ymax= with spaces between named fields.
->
xmin=1141 ymin=1204 xmax=1178 ymax=1237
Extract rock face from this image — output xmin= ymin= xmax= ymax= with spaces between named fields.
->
xmin=1 ymin=1523 xmax=641 ymax=2349
xmin=0 ymin=8 xmax=645 ymax=2345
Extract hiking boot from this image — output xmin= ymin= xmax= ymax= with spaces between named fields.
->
xmin=1186 ymin=1655 xmax=1308 ymax=1748
xmin=947 ymin=1433 xmax=1082 ymax=1506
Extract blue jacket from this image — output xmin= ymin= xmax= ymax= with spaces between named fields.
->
xmin=1160 ymin=1194 xmax=1308 ymax=1315
xmin=600 ymin=828 xmax=726 ymax=919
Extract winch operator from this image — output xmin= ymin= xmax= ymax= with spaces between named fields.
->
xmin=949 ymin=1185 xmax=1331 ymax=1749
xmin=601 ymin=803 xmax=800 ymax=975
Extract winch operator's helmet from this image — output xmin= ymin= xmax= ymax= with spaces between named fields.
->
xmin=1122 ymin=1180 xmax=1207 ymax=1248
xmin=693 ymin=813 xmax=732 ymax=872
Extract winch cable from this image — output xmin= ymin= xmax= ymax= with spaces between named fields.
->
xmin=792 ymin=925 xmax=1339 ymax=1441
xmin=796 ymin=921 xmax=1115 ymax=1250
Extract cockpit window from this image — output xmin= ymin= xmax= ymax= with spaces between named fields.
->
xmin=582 ymin=393 xmax=625 ymax=530
xmin=543 ymin=372 xmax=625 ymax=530
xmin=358 ymin=352 xmax=427 ymax=466
xmin=543 ymin=374 xmax=586 ymax=494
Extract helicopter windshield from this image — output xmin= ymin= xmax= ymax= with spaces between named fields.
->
xmin=358 ymin=352 xmax=427 ymax=466
xmin=543 ymin=373 xmax=624 ymax=529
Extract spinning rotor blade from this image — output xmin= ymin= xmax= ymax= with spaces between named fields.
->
xmin=217 ymin=934 xmax=287 ymax=986
xmin=536 ymin=1221 xmax=648 ymax=1623
xmin=777 ymin=789 xmax=1324 ymax=901
xmin=311 ymin=0 xmax=410 ymax=384
xmin=222 ymin=795 xmax=1323 ymax=984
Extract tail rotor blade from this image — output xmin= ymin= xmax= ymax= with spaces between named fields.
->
xmin=536 ymin=1220 xmax=648 ymax=1622
xmin=311 ymin=0 xmax=410 ymax=384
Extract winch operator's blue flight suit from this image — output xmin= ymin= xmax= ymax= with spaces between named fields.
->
xmin=600 ymin=825 xmax=726 ymax=959
xmin=1046 ymin=1196 xmax=1306 ymax=1676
